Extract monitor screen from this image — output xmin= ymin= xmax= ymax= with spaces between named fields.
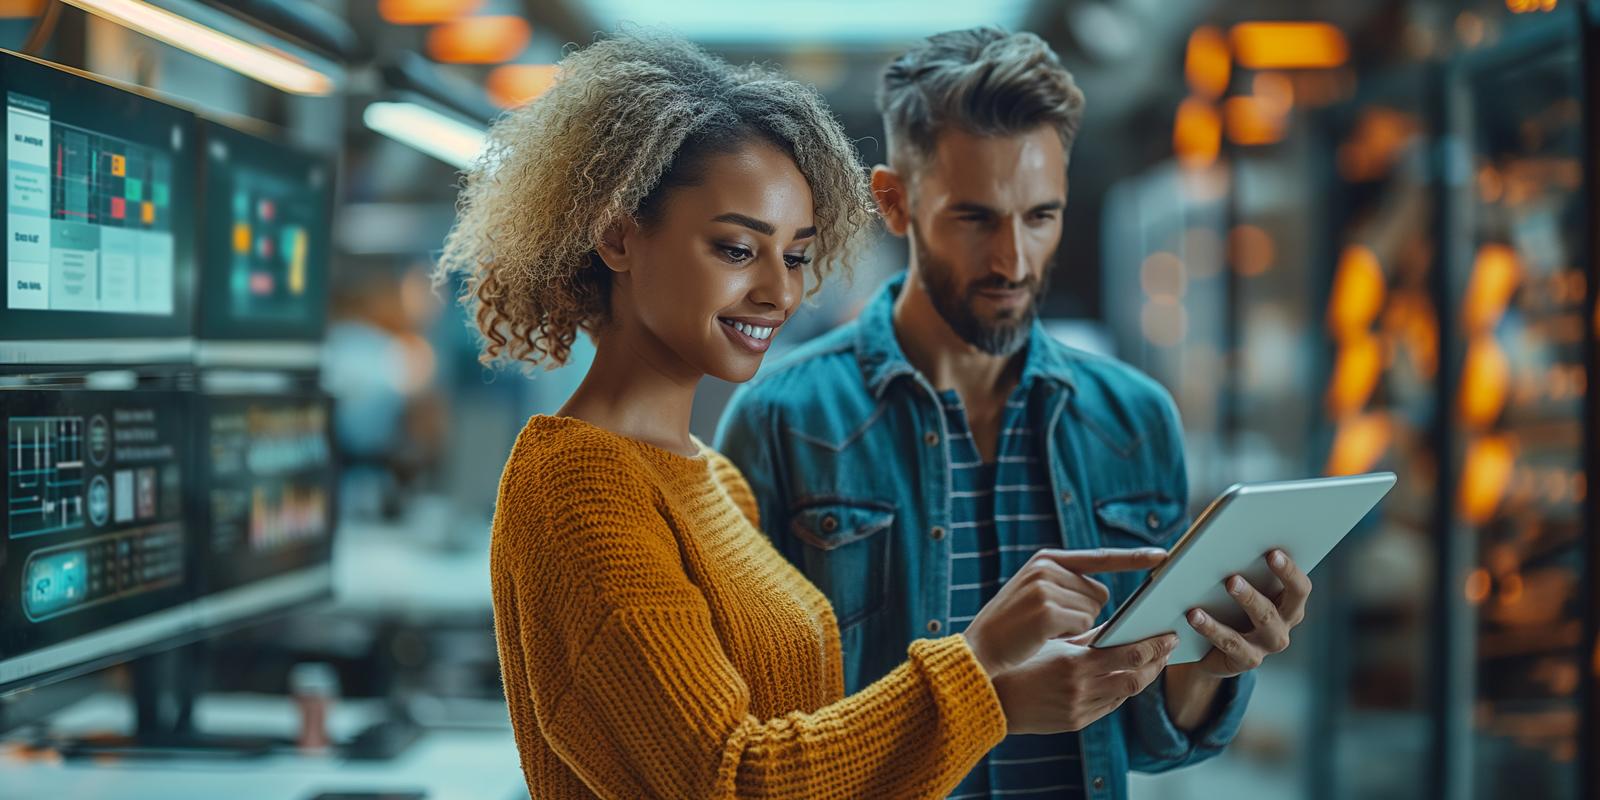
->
xmin=0 ymin=52 xmax=196 ymax=347
xmin=197 ymin=121 xmax=332 ymax=341
xmin=0 ymin=390 xmax=193 ymax=688
xmin=194 ymin=393 xmax=335 ymax=597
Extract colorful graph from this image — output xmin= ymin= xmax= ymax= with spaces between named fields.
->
xmin=50 ymin=126 xmax=171 ymax=232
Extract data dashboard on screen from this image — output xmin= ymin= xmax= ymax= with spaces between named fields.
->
xmin=0 ymin=52 xmax=195 ymax=348
xmin=194 ymin=393 xmax=335 ymax=597
xmin=0 ymin=390 xmax=192 ymax=672
xmin=198 ymin=121 xmax=332 ymax=341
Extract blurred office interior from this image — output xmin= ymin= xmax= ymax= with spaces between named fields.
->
xmin=0 ymin=0 xmax=1596 ymax=799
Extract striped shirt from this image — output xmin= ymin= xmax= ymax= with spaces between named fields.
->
xmin=942 ymin=388 xmax=1084 ymax=800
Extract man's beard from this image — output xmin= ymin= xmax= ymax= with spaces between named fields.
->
xmin=911 ymin=223 xmax=1050 ymax=357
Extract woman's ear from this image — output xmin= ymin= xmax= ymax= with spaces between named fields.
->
xmin=595 ymin=216 xmax=641 ymax=274
xmin=871 ymin=165 xmax=911 ymax=238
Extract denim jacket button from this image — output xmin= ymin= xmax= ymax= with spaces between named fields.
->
xmin=1092 ymin=777 xmax=1106 ymax=790
xmin=821 ymin=514 xmax=839 ymax=533
xmin=930 ymin=526 xmax=946 ymax=541
xmin=1060 ymin=490 xmax=1074 ymax=505
xmin=923 ymin=431 xmax=939 ymax=447
xmin=926 ymin=619 xmax=942 ymax=634
xmin=1146 ymin=511 xmax=1161 ymax=529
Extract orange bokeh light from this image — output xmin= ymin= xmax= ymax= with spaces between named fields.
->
xmin=1458 ymin=434 xmax=1516 ymax=524
xmin=0 ymin=0 xmax=43 ymax=18
xmin=487 ymin=64 xmax=558 ymax=107
xmin=1325 ymin=412 xmax=1392 ymax=476
xmin=1462 ymin=243 xmax=1522 ymax=332
xmin=1457 ymin=334 xmax=1510 ymax=428
xmin=1327 ymin=244 xmax=1386 ymax=339
xmin=1382 ymin=290 xmax=1439 ymax=380
xmin=1337 ymin=106 xmax=1419 ymax=183
xmin=1253 ymin=72 xmax=1295 ymax=115
xmin=1506 ymin=0 xmax=1558 ymax=11
xmin=1173 ymin=98 xmax=1221 ymax=170
xmin=1465 ymin=568 xmax=1492 ymax=605
xmin=1230 ymin=22 xmax=1350 ymax=69
xmin=426 ymin=16 xmax=531 ymax=64
xmin=1229 ymin=225 xmax=1275 ymax=276
xmin=1326 ymin=331 xmax=1384 ymax=419
xmin=1224 ymin=96 xmax=1287 ymax=146
xmin=378 ymin=0 xmax=482 ymax=25
xmin=1185 ymin=26 xmax=1231 ymax=100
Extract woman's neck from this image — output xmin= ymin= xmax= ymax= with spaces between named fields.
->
xmin=556 ymin=324 xmax=702 ymax=457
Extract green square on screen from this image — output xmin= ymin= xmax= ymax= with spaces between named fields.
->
xmin=125 ymin=178 xmax=143 ymax=202
xmin=153 ymin=183 xmax=169 ymax=207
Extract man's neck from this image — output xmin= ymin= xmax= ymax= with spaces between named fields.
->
xmin=891 ymin=270 xmax=1024 ymax=408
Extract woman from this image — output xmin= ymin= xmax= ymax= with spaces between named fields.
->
xmin=437 ymin=29 xmax=1174 ymax=799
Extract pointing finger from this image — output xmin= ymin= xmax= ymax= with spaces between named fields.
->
xmin=1036 ymin=547 xmax=1168 ymax=576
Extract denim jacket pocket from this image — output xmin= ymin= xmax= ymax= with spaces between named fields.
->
xmin=790 ymin=497 xmax=894 ymax=630
xmin=1094 ymin=492 xmax=1187 ymax=547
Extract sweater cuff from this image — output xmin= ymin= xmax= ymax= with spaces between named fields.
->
xmin=909 ymin=635 xmax=1008 ymax=753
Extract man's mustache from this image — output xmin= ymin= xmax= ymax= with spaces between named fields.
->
xmin=965 ymin=275 xmax=1040 ymax=295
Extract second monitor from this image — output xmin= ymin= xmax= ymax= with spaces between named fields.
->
xmin=196 ymin=121 xmax=333 ymax=363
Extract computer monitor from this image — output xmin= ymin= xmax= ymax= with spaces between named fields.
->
xmin=194 ymin=120 xmax=333 ymax=367
xmin=0 ymin=389 xmax=336 ymax=697
xmin=0 ymin=51 xmax=197 ymax=365
xmin=0 ymin=389 xmax=194 ymax=692
xmin=190 ymin=392 xmax=335 ymax=628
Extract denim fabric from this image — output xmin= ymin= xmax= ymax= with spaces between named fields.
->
xmin=715 ymin=273 xmax=1254 ymax=800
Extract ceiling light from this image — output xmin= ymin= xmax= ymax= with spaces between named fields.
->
xmin=364 ymin=101 xmax=485 ymax=169
xmin=378 ymin=0 xmax=483 ymax=25
xmin=426 ymin=15 xmax=530 ymax=64
xmin=60 ymin=0 xmax=334 ymax=94
xmin=1229 ymin=22 xmax=1349 ymax=70
xmin=486 ymin=64 xmax=557 ymax=108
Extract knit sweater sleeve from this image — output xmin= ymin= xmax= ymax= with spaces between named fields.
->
xmin=494 ymin=444 xmax=1006 ymax=800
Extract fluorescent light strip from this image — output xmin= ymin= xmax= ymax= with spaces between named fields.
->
xmin=363 ymin=101 xmax=486 ymax=169
xmin=61 ymin=0 xmax=335 ymax=95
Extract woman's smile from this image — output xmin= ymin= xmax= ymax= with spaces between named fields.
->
xmin=718 ymin=315 xmax=783 ymax=353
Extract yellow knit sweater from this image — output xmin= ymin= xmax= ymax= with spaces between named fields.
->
xmin=490 ymin=416 xmax=1007 ymax=799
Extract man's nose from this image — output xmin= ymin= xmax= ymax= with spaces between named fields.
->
xmin=989 ymin=217 xmax=1029 ymax=284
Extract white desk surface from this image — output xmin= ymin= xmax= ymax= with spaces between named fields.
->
xmin=0 ymin=693 xmax=527 ymax=800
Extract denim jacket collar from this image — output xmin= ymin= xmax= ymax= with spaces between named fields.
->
xmin=854 ymin=272 xmax=1078 ymax=400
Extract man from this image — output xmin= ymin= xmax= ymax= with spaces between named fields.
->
xmin=716 ymin=27 xmax=1314 ymax=800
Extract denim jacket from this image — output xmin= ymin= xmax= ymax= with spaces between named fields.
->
xmin=715 ymin=274 xmax=1253 ymax=800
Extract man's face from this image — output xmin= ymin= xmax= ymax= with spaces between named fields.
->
xmin=899 ymin=126 xmax=1067 ymax=355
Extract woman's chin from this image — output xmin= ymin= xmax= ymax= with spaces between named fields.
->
xmin=708 ymin=356 xmax=764 ymax=384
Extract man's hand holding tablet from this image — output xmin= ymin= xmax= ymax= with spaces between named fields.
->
xmin=1092 ymin=473 xmax=1397 ymax=729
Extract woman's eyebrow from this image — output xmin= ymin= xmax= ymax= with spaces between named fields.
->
xmin=794 ymin=226 xmax=817 ymax=240
xmin=712 ymin=212 xmax=776 ymax=236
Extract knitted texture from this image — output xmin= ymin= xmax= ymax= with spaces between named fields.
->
xmin=491 ymin=415 xmax=1007 ymax=799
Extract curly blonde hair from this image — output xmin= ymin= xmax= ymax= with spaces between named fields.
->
xmin=435 ymin=28 xmax=876 ymax=369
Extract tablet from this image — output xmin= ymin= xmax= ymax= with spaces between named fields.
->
xmin=1092 ymin=472 xmax=1396 ymax=664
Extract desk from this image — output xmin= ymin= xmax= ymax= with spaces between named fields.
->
xmin=0 ymin=693 xmax=527 ymax=800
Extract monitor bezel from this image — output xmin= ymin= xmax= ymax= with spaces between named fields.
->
xmin=0 ymin=49 xmax=199 ymax=344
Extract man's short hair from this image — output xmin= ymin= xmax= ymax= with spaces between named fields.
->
xmin=878 ymin=27 xmax=1085 ymax=177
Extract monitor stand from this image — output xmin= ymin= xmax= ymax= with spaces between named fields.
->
xmin=47 ymin=643 xmax=423 ymax=761
xmin=54 ymin=644 xmax=284 ymax=759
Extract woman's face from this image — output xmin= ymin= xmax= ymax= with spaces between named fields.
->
xmin=599 ymin=142 xmax=815 ymax=383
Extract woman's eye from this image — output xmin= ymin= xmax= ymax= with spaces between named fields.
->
xmin=719 ymin=245 xmax=754 ymax=263
xmin=783 ymin=254 xmax=812 ymax=270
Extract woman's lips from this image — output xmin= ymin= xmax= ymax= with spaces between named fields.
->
xmin=718 ymin=317 xmax=781 ymax=354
